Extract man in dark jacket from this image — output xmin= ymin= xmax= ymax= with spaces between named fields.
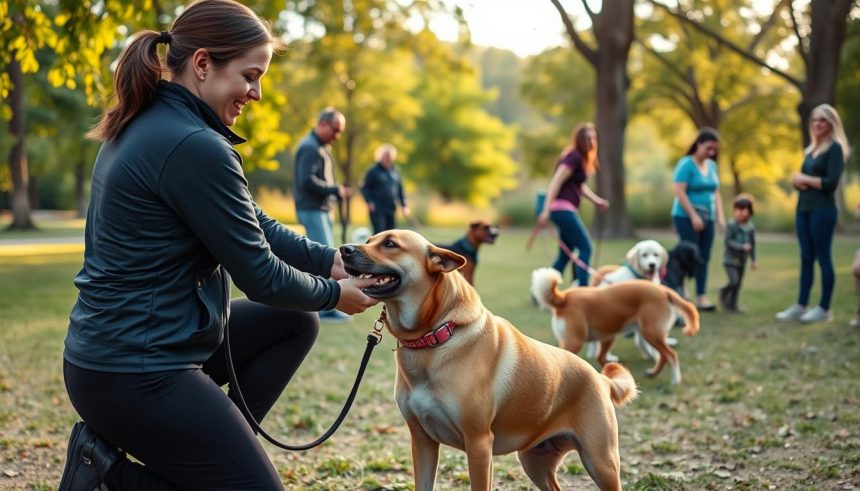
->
xmin=360 ymin=143 xmax=410 ymax=233
xmin=293 ymin=107 xmax=352 ymax=321
xmin=293 ymin=107 xmax=350 ymax=246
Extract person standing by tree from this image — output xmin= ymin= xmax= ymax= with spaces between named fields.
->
xmin=671 ymin=127 xmax=725 ymax=311
xmin=58 ymin=2 xmax=378 ymax=489
xmin=776 ymin=104 xmax=850 ymax=323
xmin=360 ymin=143 xmax=409 ymax=233
xmin=537 ymin=122 xmax=609 ymax=286
xmin=293 ymin=107 xmax=353 ymax=321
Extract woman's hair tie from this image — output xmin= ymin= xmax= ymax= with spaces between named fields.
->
xmin=157 ymin=31 xmax=172 ymax=44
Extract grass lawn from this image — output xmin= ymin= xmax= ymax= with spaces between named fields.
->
xmin=0 ymin=226 xmax=859 ymax=490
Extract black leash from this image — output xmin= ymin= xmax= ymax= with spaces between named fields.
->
xmin=225 ymin=308 xmax=386 ymax=451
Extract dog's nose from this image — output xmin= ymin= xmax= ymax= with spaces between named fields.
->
xmin=339 ymin=244 xmax=356 ymax=257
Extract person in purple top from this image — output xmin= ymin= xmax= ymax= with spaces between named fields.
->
xmin=537 ymin=123 xmax=609 ymax=286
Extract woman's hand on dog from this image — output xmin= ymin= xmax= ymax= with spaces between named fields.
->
xmin=335 ymin=277 xmax=381 ymax=314
xmin=331 ymin=251 xmax=349 ymax=280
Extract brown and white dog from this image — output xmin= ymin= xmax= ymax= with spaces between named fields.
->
xmin=531 ymin=267 xmax=699 ymax=385
xmin=587 ymin=239 xmax=671 ymax=362
xmin=340 ymin=229 xmax=637 ymax=491
xmin=437 ymin=219 xmax=499 ymax=285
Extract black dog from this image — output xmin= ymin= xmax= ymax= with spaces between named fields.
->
xmin=662 ymin=240 xmax=705 ymax=298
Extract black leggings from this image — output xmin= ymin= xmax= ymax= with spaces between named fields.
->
xmin=64 ymin=298 xmax=319 ymax=490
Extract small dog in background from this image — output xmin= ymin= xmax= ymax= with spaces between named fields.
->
xmin=662 ymin=241 xmax=705 ymax=297
xmin=532 ymin=267 xmax=699 ymax=384
xmin=438 ymin=219 xmax=499 ymax=285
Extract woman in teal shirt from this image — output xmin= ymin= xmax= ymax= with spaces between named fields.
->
xmin=671 ymin=128 xmax=726 ymax=311
xmin=776 ymin=104 xmax=850 ymax=323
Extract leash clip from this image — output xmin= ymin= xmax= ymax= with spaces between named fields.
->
xmin=367 ymin=306 xmax=386 ymax=345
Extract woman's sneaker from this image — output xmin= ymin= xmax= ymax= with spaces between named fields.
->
xmin=799 ymin=306 xmax=832 ymax=323
xmin=775 ymin=304 xmax=806 ymax=321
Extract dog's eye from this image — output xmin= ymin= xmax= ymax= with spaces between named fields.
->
xmin=383 ymin=239 xmax=398 ymax=248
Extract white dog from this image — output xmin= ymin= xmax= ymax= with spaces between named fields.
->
xmin=601 ymin=239 xmax=668 ymax=285
xmin=587 ymin=240 xmax=670 ymax=361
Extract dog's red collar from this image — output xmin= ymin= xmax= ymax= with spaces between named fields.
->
xmin=397 ymin=321 xmax=457 ymax=349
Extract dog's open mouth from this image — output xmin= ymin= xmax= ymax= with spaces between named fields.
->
xmin=345 ymin=267 xmax=402 ymax=298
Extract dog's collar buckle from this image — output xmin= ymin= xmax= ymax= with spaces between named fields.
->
xmin=398 ymin=321 xmax=457 ymax=349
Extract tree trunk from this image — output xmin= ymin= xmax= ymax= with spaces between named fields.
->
xmin=592 ymin=0 xmax=635 ymax=238
xmin=729 ymin=156 xmax=741 ymax=196
xmin=7 ymin=58 xmax=34 ymax=230
xmin=28 ymin=175 xmax=39 ymax=210
xmin=593 ymin=57 xmax=634 ymax=238
xmin=796 ymin=0 xmax=850 ymax=147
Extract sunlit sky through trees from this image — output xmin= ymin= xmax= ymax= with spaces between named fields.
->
xmin=425 ymin=0 xmax=780 ymax=58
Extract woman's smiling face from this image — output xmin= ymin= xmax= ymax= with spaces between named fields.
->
xmin=199 ymin=43 xmax=273 ymax=126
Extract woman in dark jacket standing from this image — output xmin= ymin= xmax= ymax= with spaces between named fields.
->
xmin=775 ymin=104 xmax=850 ymax=324
xmin=58 ymin=1 xmax=378 ymax=489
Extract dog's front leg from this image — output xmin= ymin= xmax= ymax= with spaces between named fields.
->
xmin=408 ymin=423 xmax=441 ymax=491
xmin=464 ymin=431 xmax=494 ymax=490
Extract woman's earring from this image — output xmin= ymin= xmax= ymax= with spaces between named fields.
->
xmin=199 ymin=73 xmax=206 ymax=81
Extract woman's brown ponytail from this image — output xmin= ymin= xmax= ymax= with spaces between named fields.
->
xmin=87 ymin=31 xmax=165 ymax=141
xmin=87 ymin=0 xmax=283 ymax=142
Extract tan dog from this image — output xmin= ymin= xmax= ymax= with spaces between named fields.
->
xmin=340 ymin=230 xmax=637 ymax=491
xmin=437 ymin=219 xmax=499 ymax=285
xmin=531 ymin=267 xmax=699 ymax=385
xmin=587 ymin=240 xmax=672 ymax=362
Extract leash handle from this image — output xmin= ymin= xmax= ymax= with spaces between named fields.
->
xmin=225 ymin=309 xmax=384 ymax=451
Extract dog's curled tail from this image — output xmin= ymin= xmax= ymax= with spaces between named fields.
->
xmin=530 ymin=267 xmax=566 ymax=310
xmin=665 ymin=287 xmax=700 ymax=336
xmin=601 ymin=362 xmax=638 ymax=407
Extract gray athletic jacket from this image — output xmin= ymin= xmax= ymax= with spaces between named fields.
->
xmin=65 ymin=82 xmax=339 ymax=373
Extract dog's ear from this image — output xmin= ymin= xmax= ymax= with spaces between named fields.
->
xmin=625 ymin=243 xmax=639 ymax=267
xmin=427 ymin=244 xmax=467 ymax=273
xmin=659 ymin=246 xmax=669 ymax=268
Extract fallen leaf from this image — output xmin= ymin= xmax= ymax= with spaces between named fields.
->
xmin=3 ymin=469 xmax=19 ymax=477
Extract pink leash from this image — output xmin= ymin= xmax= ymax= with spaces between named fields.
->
xmin=526 ymin=223 xmax=602 ymax=278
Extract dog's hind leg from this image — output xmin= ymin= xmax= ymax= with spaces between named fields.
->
xmin=553 ymin=317 xmax=587 ymax=357
xmin=641 ymin=335 xmax=679 ymax=383
xmin=633 ymin=331 xmax=658 ymax=361
xmin=595 ymin=338 xmax=617 ymax=366
xmin=573 ymin=421 xmax=624 ymax=491
xmin=517 ymin=435 xmax=574 ymax=491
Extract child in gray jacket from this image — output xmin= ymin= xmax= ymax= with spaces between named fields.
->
xmin=719 ymin=194 xmax=757 ymax=312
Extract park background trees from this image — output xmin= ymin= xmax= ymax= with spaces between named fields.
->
xmin=1 ymin=0 xmax=858 ymax=234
